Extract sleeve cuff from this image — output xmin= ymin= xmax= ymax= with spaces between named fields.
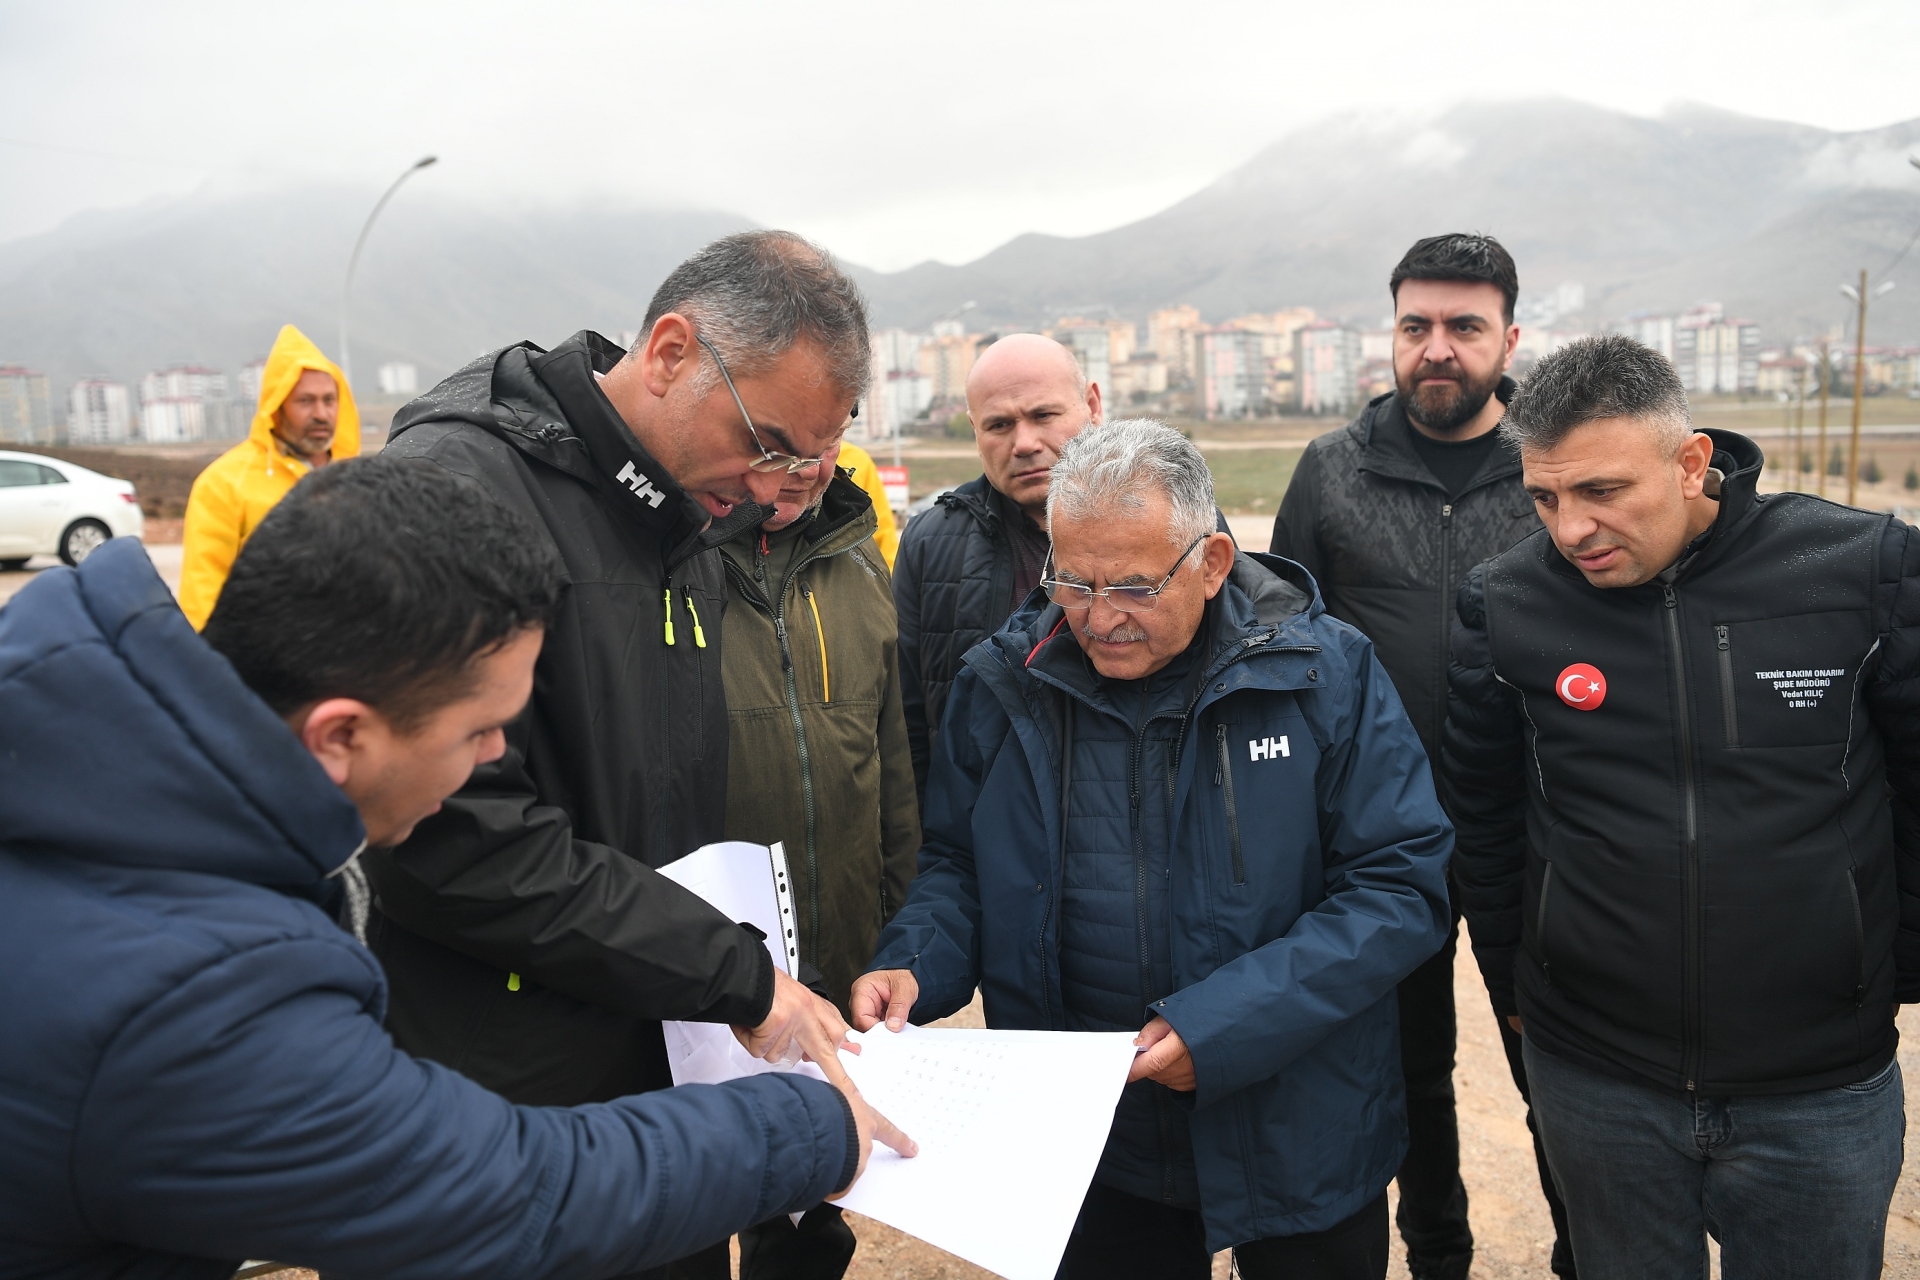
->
xmin=745 ymin=942 xmax=776 ymax=1027
xmin=832 ymin=1085 xmax=860 ymax=1193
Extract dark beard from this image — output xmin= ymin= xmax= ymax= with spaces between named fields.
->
xmin=1398 ymin=363 xmax=1502 ymax=436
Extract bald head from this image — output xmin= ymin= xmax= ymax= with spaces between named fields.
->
xmin=965 ymin=333 xmax=1102 ymax=519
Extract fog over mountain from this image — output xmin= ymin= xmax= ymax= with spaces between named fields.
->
xmin=860 ymin=99 xmax=1920 ymax=341
xmin=2 ymin=99 xmax=1917 ymax=400
xmin=0 ymin=194 xmax=752 ymax=399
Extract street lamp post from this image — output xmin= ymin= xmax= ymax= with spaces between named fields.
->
xmin=338 ymin=155 xmax=438 ymax=387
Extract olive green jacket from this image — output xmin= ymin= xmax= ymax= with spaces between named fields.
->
xmin=718 ymin=475 xmax=920 ymax=1013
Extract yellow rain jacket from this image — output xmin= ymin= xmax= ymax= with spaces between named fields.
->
xmin=836 ymin=442 xmax=899 ymax=569
xmin=178 ymin=325 xmax=360 ymax=629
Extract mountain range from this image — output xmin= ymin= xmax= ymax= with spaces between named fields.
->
xmin=2 ymin=98 xmax=1917 ymax=402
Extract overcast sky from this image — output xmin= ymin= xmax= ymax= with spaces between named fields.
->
xmin=2 ymin=0 xmax=1917 ymax=272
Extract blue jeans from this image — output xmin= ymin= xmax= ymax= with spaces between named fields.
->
xmin=1523 ymin=1039 xmax=1904 ymax=1280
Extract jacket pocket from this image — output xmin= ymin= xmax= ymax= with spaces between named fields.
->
xmin=1720 ymin=612 xmax=1869 ymax=748
xmin=1716 ymin=625 xmax=1738 ymax=748
xmin=1214 ymin=724 xmax=1246 ymax=886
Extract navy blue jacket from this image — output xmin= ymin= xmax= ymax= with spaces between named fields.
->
xmin=870 ymin=552 xmax=1453 ymax=1249
xmin=0 ymin=540 xmax=856 ymax=1280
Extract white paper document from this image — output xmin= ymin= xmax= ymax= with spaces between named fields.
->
xmin=657 ymin=841 xmax=801 ymax=1087
xmin=656 ymin=840 xmax=1138 ymax=1279
xmin=833 ymin=1023 xmax=1138 ymax=1280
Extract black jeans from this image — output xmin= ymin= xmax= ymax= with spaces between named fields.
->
xmin=1394 ymin=913 xmax=1473 ymax=1280
xmin=1498 ymin=1018 xmax=1579 ymax=1278
xmin=738 ymin=1204 xmax=858 ymax=1280
xmin=1056 ymin=1181 xmax=1388 ymax=1280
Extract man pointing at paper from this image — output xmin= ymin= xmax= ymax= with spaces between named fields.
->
xmin=853 ymin=420 xmax=1451 ymax=1279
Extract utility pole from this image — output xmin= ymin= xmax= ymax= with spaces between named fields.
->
xmin=1816 ymin=340 xmax=1831 ymax=499
xmin=1846 ymin=270 xmax=1869 ymax=506
xmin=1840 ymin=271 xmax=1900 ymax=506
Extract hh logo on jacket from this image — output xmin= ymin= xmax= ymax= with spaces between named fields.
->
xmin=1249 ymin=735 xmax=1290 ymax=760
xmin=616 ymin=460 xmax=667 ymax=509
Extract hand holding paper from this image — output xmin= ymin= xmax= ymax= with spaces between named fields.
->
xmin=1127 ymin=1015 xmax=1196 ymax=1091
xmin=848 ymin=967 xmax=919 ymax=1033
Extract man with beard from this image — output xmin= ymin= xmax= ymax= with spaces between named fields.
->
xmin=1271 ymin=235 xmax=1574 ymax=1279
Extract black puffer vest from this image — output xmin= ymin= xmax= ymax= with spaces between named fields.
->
xmin=892 ymin=476 xmax=1017 ymax=802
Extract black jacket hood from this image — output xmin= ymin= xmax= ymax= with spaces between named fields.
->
xmin=0 ymin=540 xmax=363 ymax=894
xmin=391 ymin=331 xmax=713 ymax=568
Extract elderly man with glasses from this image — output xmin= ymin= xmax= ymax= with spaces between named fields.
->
xmin=852 ymin=420 xmax=1452 ymax=1280
xmin=368 ymin=231 xmax=874 ymax=1280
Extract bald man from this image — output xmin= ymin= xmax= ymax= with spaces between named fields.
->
xmin=892 ymin=334 xmax=1101 ymax=801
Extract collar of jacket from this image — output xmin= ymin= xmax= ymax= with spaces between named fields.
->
xmin=1538 ymin=427 xmax=1767 ymax=591
xmin=935 ymin=474 xmax=1004 ymax=534
xmin=713 ymin=472 xmax=880 ymax=593
xmin=971 ymin=551 xmax=1326 ymax=724
xmin=529 ymin=333 xmax=717 ymax=568
xmin=1354 ymin=377 xmax=1520 ymax=492
xmin=389 ymin=331 xmax=714 ymax=569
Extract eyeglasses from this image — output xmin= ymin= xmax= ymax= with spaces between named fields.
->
xmin=1041 ymin=534 xmax=1208 ymax=612
xmin=696 ymin=334 xmax=833 ymax=475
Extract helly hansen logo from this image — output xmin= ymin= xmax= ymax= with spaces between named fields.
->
xmin=616 ymin=460 xmax=667 ymax=509
xmin=1249 ymin=736 xmax=1290 ymax=761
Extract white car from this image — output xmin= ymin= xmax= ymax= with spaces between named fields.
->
xmin=0 ymin=450 xmax=145 ymax=568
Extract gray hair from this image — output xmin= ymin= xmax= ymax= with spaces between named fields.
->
xmin=1503 ymin=334 xmax=1691 ymax=456
xmin=639 ymin=230 xmax=871 ymax=399
xmin=1047 ymin=418 xmax=1216 ymax=547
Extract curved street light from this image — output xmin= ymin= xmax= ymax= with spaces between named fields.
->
xmin=338 ymin=155 xmax=438 ymax=387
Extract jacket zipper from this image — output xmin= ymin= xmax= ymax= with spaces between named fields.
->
xmin=1039 ymin=698 xmax=1076 ymax=1029
xmin=1436 ymin=502 xmax=1453 ymax=751
xmin=1128 ymin=716 xmax=1154 ymax=1013
xmin=1535 ymin=862 xmax=1555 ymax=987
xmin=1213 ymin=724 xmax=1246 ymax=885
xmin=803 ymin=581 xmax=830 ymax=702
xmin=1664 ymin=583 xmax=1704 ymax=1091
xmin=740 ymin=543 xmax=826 ymax=964
xmin=1716 ymin=624 xmax=1738 ymax=747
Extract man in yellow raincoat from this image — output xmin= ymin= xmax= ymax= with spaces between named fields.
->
xmin=178 ymin=325 xmax=360 ymax=628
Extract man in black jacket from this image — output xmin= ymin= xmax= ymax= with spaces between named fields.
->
xmin=1271 ymin=234 xmax=1563 ymax=1280
xmin=364 ymin=231 xmax=873 ymax=1279
xmin=1444 ymin=335 xmax=1920 ymax=1278
xmin=894 ymin=333 xmax=1100 ymax=801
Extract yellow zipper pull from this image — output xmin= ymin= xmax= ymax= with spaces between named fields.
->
xmin=507 ymin=972 xmax=521 ymax=992
xmin=684 ymin=590 xmax=707 ymax=648
xmin=804 ymin=581 xmax=830 ymax=702
xmin=662 ymin=589 xmax=675 ymax=645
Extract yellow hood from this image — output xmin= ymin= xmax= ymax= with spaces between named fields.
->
xmin=250 ymin=324 xmax=360 ymax=459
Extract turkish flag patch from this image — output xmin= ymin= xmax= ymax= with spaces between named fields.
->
xmin=1556 ymin=663 xmax=1607 ymax=711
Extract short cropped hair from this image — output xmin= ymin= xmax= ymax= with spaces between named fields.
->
xmin=1048 ymin=418 xmax=1216 ymax=547
xmin=203 ymin=458 xmax=563 ymax=730
xmin=1502 ymin=334 xmax=1692 ymax=457
xmin=641 ymin=230 xmax=871 ymax=400
xmin=1390 ymin=233 xmax=1520 ymax=323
